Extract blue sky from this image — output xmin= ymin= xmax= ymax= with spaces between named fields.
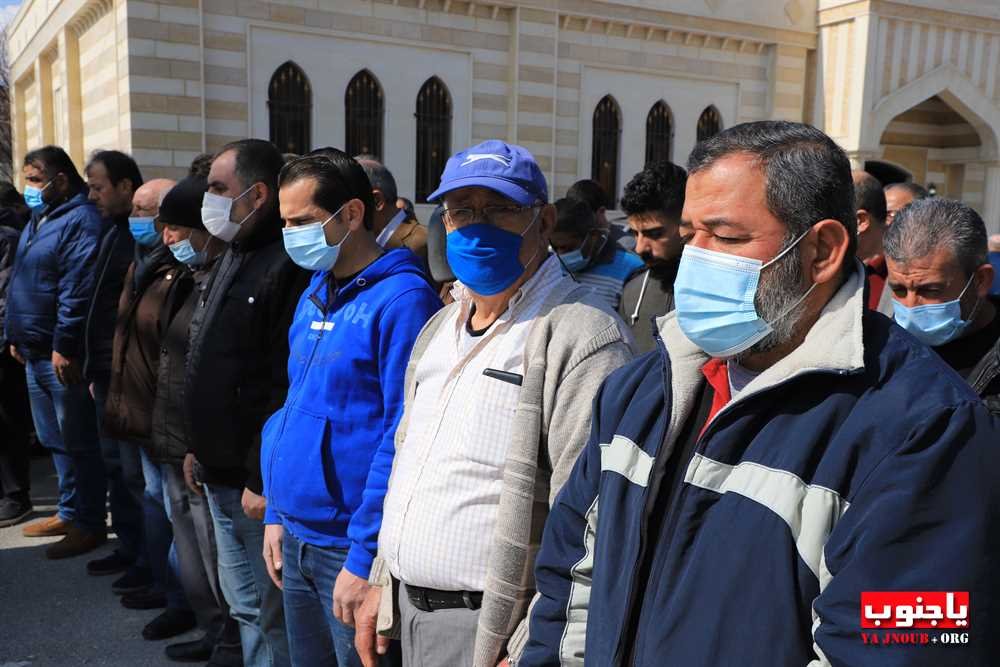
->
xmin=0 ymin=1 xmax=19 ymax=27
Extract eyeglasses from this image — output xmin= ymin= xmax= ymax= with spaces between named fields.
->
xmin=443 ymin=204 xmax=539 ymax=228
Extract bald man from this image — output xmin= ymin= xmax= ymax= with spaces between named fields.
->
xmin=852 ymin=171 xmax=893 ymax=314
xmin=354 ymin=155 xmax=430 ymax=268
xmin=100 ymin=177 xmax=205 ymax=640
xmin=884 ymin=182 xmax=929 ymax=225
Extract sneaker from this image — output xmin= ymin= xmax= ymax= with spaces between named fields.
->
xmin=22 ymin=514 xmax=69 ymax=537
xmin=0 ymin=497 xmax=32 ymax=528
xmin=165 ymin=635 xmax=215 ymax=663
xmin=112 ymin=568 xmax=153 ymax=595
xmin=142 ymin=609 xmax=197 ymax=640
xmin=45 ymin=524 xmax=107 ymax=559
xmin=87 ymin=550 xmax=133 ymax=576
xmin=121 ymin=589 xmax=167 ymax=610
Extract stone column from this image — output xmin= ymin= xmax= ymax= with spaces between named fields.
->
xmin=57 ymin=28 xmax=85 ymax=169
xmin=33 ymin=57 xmax=54 ymax=145
xmin=982 ymin=162 xmax=1000 ymax=235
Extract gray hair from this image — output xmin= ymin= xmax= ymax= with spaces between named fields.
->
xmin=354 ymin=155 xmax=398 ymax=204
xmin=884 ymin=197 xmax=987 ymax=275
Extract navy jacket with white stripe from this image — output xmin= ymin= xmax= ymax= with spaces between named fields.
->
xmin=519 ymin=264 xmax=1000 ymax=666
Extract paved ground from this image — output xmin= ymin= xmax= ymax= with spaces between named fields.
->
xmin=0 ymin=455 xmax=201 ymax=667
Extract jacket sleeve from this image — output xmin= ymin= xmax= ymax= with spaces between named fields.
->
xmin=515 ymin=380 xmax=610 ymax=667
xmin=810 ymin=401 xmax=1000 ymax=667
xmin=53 ymin=212 xmax=102 ymax=358
xmin=245 ymin=260 xmax=308 ymax=495
xmin=344 ymin=286 xmax=443 ymax=580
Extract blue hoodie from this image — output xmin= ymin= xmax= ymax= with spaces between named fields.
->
xmin=261 ymin=248 xmax=441 ymax=579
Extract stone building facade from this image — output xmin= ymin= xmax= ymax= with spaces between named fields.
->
xmin=6 ymin=0 xmax=1000 ymax=228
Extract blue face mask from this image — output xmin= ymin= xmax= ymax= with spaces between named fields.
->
xmin=23 ymin=182 xmax=49 ymax=212
xmin=892 ymin=274 xmax=976 ymax=346
xmin=674 ymin=229 xmax=813 ymax=358
xmin=559 ymin=248 xmax=590 ymax=273
xmin=168 ymin=238 xmax=208 ymax=266
xmin=446 ymin=210 xmax=540 ymax=296
xmin=282 ymin=205 xmax=349 ymax=272
xmin=129 ymin=217 xmax=160 ymax=247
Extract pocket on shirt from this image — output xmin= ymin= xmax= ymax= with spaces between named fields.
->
xmin=460 ymin=376 xmax=522 ymax=471
xmin=269 ymin=407 xmax=336 ymax=525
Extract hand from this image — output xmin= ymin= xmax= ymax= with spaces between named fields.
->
xmin=241 ymin=488 xmax=266 ymax=520
xmin=263 ymin=523 xmax=284 ymax=589
xmin=355 ymin=586 xmax=392 ymax=667
xmin=9 ymin=345 xmax=24 ymax=364
xmin=51 ymin=350 xmax=82 ymax=385
xmin=497 ymin=660 xmax=510 ymax=667
xmin=333 ymin=567 xmax=371 ymax=628
xmin=88 ymin=382 xmax=95 ymax=399
xmin=183 ymin=453 xmax=203 ymax=496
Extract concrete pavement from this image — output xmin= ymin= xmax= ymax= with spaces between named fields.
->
xmin=0 ymin=455 xmax=201 ymax=666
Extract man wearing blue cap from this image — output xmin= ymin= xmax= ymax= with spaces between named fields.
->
xmin=353 ymin=140 xmax=635 ymax=667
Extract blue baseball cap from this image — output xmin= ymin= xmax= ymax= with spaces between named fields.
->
xmin=428 ymin=140 xmax=548 ymax=206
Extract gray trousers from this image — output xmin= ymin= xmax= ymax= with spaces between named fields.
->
xmin=398 ymin=587 xmax=480 ymax=667
xmin=163 ymin=462 xmax=228 ymax=636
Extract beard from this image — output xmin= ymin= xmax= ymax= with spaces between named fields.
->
xmin=643 ymin=253 xmax=681 ymax=286
xmin=734 ymin=238 xmax=811 ymax=362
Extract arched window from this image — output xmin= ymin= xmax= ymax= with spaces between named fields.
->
xmin=645 ymin=100 xmax=672 ymax=166
xmin=591 ymin=95 xmax=621 ymax=209
xmin=696 ymin=105 xmax=722 ymax=143
xmin=268 ymin=62 xmax=311 ymax=155
xmin=415 ymin=77 xmax=452 ymax=203
xmin=345 ymin=70 xmax=384 ymax=160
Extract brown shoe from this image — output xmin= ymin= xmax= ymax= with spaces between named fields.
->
xmin=22 ymin=515 xmax=70 ymax=538
xmin=45 ymin=524 xmax=107 ymax=559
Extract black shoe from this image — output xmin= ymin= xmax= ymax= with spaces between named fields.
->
xmin=87 ymin=550 xmax=132 ymax=576
xmin=112 ymin=568 xmax=153 ymax=595
xmin=166 ymin=636 xmax=215 ymax=662
xmin=207 ymin=643 xmax=244 ymax=667
xmin=121 ymin=589 xmax=167 ymax=610
xmin=142 ymin=609 xmax=197 ymax=641
xmin=0 ymin=497 xmax=32 ymax=528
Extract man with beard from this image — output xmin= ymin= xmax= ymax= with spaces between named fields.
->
xmin=520 ymin=121 xmax=1000 ymax=666
xmin=617 ymin=161 xmax=687 ymax=353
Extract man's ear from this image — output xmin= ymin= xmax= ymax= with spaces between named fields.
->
xmin=371 ymin=188 xmax=386 ymax=212
xmin=856 ymin=209 xmax=870 ymax=235
xmin=344 ymin=198 xmax=366 ymax=231
xmin=807 ymin=218 xmax=850 ymax=285
xmin=250 ymin=182 xmax=270 ymax=210
xmin=538 ymin=203 xmax=557 ymax=241
xmin=974 ymin=262 xmax=995 ymax=299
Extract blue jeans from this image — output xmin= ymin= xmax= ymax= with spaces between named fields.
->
xmin=281 ymin=529 xmax=362 ymax=667
xmin=139 ymin=450 xmax=188 ymax=610
xmin=24 ymin=359 xmax=104 ymax=531
xmin=205 ymin=484 xmax=290 ymax=667
xmin=92 ymin=379 xmax=145 ymax=563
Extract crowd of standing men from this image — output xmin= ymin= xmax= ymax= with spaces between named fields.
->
xmin=0 ymin=120 xmax=999 ymax=667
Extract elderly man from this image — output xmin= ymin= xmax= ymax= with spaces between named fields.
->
xmin=187 ymin=139 xmax=308 ymax=667
xmin=885 ymin=197 xmax=1000 ymax=408
xmin=522 ymin=121 xmax=1000 ymax=666
xmin=7 ymin=146 xmax=106 ymax=557
xmin=354 ymin=156 xmax=429 ymax=265
xmin=884 ymin=181 xmax=928 ymax=224
xmin=617 ymin=161 xmax=687 ymax=352
xmin=354 ymin=140 xmax=634 ymax=667
xmin=852 ymin=170 xmax=893 ymax=314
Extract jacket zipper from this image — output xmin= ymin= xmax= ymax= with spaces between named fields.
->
xmin=620 ymin=364 xmax=856 ymax=666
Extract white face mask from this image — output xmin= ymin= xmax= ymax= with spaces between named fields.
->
xmin=201 ymin=186 xmax=255 ymax=242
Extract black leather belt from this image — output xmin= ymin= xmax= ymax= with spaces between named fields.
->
xmin=405 ymin=584 xmax=483 ymax=612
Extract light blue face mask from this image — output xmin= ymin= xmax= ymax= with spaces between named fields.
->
xmin=129 ymin=217 xmax=160 ymax=247
xmin=892 ymin=274 xmax=976 ymax=347
xmin=674 ymin=228 xmax=813 ymax=358
xmin=23 ymin=181 xmax=50 ymax=212
xmin=558 ymin=232 xmax=607 ymax=274
xmin=168 ymin=238 xmax=208 ymax=266
xmin=282 ymin=205 xmax=349 ymax=272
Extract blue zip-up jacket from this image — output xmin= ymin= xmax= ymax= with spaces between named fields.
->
xmin=4 ymin=191 xmax=104 ymax=360
xmin=261 ymin=249 xmax=442 ymax=579
xmin=520 ymin=265 xmax=1000 ymax=666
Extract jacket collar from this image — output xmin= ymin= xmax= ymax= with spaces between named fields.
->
xmin=656 ymin=258 xmax=867 ymax=411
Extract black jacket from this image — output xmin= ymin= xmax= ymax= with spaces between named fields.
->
xmin=967 ymin=337 xmax=1000 ymax=415
xmin=0 ymin=222 xmax=20 ymax=349
xmin=184 ymin=213 xmax=309 ymax=493
xmin=84 ymin=215 xmax=136 ymax=382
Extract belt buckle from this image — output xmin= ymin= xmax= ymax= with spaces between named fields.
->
xmin=462 ymin=591 xmax=475 ymax=610
xmin=418 ymin=587 xmax=431 ymax=612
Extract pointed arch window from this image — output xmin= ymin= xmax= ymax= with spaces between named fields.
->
xmin=697 ymin=105 xmax=722 ymax=143
xmin=345 ymin=70 xmax=384 ymax=159
xmin=268 ymin=62 xmax=311 ymax=155
xmin=591 ymin=95 xmax=621 ymax=209
xmin=415 ymin=77 xmax=452 ymax=203
xmin=645 ymin=100 xmax=673 ymax=166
